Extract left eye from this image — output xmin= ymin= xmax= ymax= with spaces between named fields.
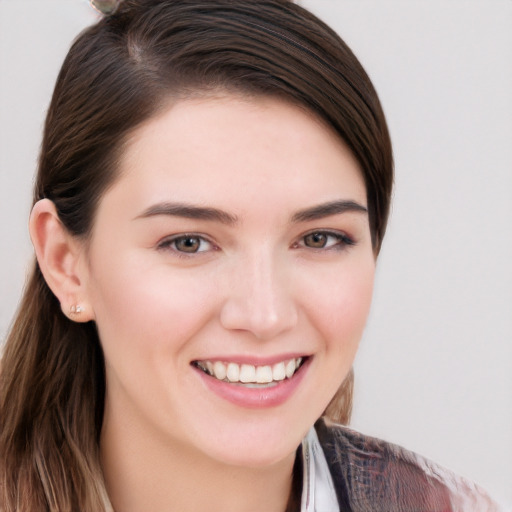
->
xmin=297 ymin=231 xmax=354 ymax=250
xmin=159 ymin=235 xmax=213 ymax=254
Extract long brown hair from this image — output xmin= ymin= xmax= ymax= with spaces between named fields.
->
xmin=0 ymin=1 xmax=393 ymax=510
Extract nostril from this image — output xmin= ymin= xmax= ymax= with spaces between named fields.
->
xmin=219 ymin=300 xmax=298 ymax=339
xmin=219 ymin=263 xmax=298 ymax=338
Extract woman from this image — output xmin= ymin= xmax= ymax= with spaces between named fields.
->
xmin=0 ymin=1 xmax=504 ymax=511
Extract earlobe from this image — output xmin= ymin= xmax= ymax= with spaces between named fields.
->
xmin=29 ymin=199 xmax=94 ymax=322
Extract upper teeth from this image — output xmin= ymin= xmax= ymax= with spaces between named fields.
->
xmin=196 ymin=358 xmax=303 ymax=384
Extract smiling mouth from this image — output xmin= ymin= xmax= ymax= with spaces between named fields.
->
xmin=192 ymin=357 xmax=306 ymax=387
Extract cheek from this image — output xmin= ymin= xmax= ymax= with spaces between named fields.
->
xmin=306 ymin=260 xmax=375 ymax=353
xmin=87 ymin=252 xmax=218 ymax=360
xmin=296 ymin=258 xmax=375 ymax=416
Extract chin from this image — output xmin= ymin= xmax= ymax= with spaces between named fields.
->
xmin=187 ymin=413 xmax=310 ymax=469
xmin=209 ymin=440 xmax=298 ymax=469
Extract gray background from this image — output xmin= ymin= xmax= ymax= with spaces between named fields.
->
xmin=1 ymin=0 xmax=511 ymax=506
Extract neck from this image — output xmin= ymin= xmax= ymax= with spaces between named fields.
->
xmin=100 ymin=404 xmax=297 ymax=512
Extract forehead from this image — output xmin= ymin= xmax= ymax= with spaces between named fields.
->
xmin=103 ymin=95 xmax=367 ymax=221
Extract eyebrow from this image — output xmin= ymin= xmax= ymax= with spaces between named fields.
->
xmin=135 ymin=199 xmax=367 ymax=225
xmin=135 ymin=202 xmax=239 ymax=225
xmin=291 ymin=200 xmax=368 ymax=223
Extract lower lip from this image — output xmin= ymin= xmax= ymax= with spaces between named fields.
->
xmin=194 ymin=358 xmax=310 ymax=409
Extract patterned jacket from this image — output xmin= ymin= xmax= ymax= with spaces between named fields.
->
xmin=315 ymin=418 xmax=506 ymax=512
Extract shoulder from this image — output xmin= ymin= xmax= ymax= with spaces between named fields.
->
xmin=315 ymin=417 xmax=504 ymax=512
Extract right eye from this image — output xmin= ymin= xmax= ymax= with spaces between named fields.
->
xmin=158 ymin=234 xmax=215 ymax=254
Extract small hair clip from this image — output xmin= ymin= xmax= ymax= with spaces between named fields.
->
xmin=90 ymin=0 xmax=120 ymax=16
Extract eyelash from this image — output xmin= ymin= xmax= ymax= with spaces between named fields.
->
xmin=157 ymin=230 xmax=355 ymax=256
xmin=292 ymin=230 xmax=356 ymax=251
xmin=157 ymin=234 xmax=217 ymax=257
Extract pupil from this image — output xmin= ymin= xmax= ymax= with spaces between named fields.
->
xmin=305 ymin=233 xmax=327 ymax=248
xmin=177 ymin=237 xmax=200 ymax=252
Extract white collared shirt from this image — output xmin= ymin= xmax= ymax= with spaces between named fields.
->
xmin=300 ymin=427 xmax=340 ymax=512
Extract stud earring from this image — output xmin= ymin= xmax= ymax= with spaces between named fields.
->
xmin=70 ymin=305 xmax=84 ymax=314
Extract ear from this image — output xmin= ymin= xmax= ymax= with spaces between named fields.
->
xmin=29 ymin=199 xmax=94 ymax=322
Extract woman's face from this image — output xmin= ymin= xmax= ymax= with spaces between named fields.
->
xmin=84 ymin=95 xmax=375 ymax=467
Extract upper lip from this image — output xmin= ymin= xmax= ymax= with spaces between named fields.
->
xmin=191 ymin=353 xmax=311 ymax=366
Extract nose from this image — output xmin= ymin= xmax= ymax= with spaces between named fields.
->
xmin=219 ymin=250 xmax=299 ymax=340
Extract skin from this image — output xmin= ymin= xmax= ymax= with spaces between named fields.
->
xmin=31 ymin=95 xmax=376 ymax=512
